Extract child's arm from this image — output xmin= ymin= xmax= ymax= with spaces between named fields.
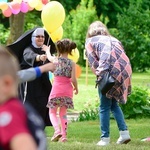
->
xmin=71 ymin=62 xmax=78 ymax=95
xmin=42 ymin=45 xmax=55 ymax=62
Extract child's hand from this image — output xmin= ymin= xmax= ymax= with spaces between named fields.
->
xmin=42 ymin=45 xmax=50 ymax=52
xmin=74 ymin=88 xmax=78 ymax=95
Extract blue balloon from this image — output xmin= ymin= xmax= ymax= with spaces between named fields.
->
xmin=0 ymin=0 xmax=8 ymax=2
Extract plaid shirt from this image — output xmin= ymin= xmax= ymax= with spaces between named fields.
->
xmin=85 ymin=35 xmax=132 ymax=104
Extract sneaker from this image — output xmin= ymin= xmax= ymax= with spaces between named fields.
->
xmin=116 ymin=130 xmax=131 ymax=144
xmin=51 ymin=133 xmax=62 ymax=142
xmin=97 ymin=137 xmax=110 ymax=146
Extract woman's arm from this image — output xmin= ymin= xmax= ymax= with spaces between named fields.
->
xmin=23 ymin=47 xmax=47 ymax=66
xmin=71 ymin=62 xmax=78 ymax=95
xmin=85 ymin=42 xmax=99 ymax=75
xmin=85 ymin=39 xmax=111 ymax=78
xmin=23 ymin=47 xmax=38 ymax=66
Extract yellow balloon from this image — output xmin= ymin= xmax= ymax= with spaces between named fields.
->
xmin=35 ymin=0 xmax=43 ymax=11
xmin=28 ymin=0 xmax=38 ymax=8
xmin=0 ymin=2 xmax=8 ymax=11
xmin=50 ymin=26 xmax=63 ymax=42
xmin=13 ymin=0 xmax=22 ymax=3
xmin=41 ymin=1 xmax=65 ymax=33
xmin=68 ymin=48 xmax=80 ymax=63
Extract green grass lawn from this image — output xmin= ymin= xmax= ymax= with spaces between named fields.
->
xmin=45 ymin=119 xmax=150 ymax=150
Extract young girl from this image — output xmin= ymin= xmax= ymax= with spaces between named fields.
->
xmin=42 ymin=39 xmax=78 ymax=142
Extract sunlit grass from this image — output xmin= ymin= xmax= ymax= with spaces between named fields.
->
xmin=45 ymin=67 xmax=150 ymax=150
xmin=45 ymin=119 xmax=150 ymax=150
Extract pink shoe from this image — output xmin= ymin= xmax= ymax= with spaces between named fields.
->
xmin=59 ymin=137 xmax=67 ymax=142
xmin=51 ymin=133 xmax=62 ymax=142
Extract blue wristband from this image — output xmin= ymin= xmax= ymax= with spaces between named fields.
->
xmin=35 ymin=67 xmax=42 ymax=78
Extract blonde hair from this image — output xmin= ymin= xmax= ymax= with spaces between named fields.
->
xmin=0 ymin=46 xmax=19 ymax=82
xmin=86 ymin=21 xmax=110 ymax=38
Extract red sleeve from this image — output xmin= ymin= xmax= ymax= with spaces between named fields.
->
xmin=0 ymin=99 xmax=30 ymax=147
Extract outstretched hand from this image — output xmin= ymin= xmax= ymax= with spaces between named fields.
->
xmin=42 ymin=45 xmax=50 ymax=52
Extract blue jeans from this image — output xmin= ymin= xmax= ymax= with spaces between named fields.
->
xmin=98 ymin=89 xmax=127 ymax=138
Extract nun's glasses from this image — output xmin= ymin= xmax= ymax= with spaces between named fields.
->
xmin=33 ymin=35 xmax=45 ymax=38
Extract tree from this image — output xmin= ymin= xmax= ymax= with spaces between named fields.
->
xmin=0 ymin=0 xmax=43 ymax=45
xmin=63 ymin=0 xmax=98 ymax=65
xmin=7 ymin=13 xmax=25 ymax=44
xmin=117 ymin=0 xmax=150 ymax=71
xmin=57 ymin=0 xmax=130 ymax=28
xmin=94 ymin=0 xmax=129 ymax=28
xmin=0 ymin=0 xmax=131 ymax=45
xmin=57 ymin=0 xmax=80 ymax=14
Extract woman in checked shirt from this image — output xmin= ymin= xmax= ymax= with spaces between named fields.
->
xmin=85 ymin=21 xmax=132 ymax=146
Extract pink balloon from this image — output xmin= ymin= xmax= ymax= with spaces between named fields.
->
xmin=20 ymin=2 xmax=28 ymax=13
xmin=42 ymin=0 xmax=49 ymax=5
xmin=11 ymin=8 xmax=20 ymax=14
xmin=11 ymin=2 xmax=20 ymax=10
xmin=10 ymin=2 xmax=21 ymax=14
xmin=3 ymin=6 xmax=12 ymax=17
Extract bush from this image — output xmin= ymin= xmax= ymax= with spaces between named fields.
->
xmin=77 ymin=97 xmax=99 ymax=121
xmin=120 ymin=86 xmax=150 ymax=119
xmin=116 ymin=0 xmax=150 ymax=71
xmin=0 ymin=24 xmax=10 ymax=44
xmin=77 ymin=86 xmax=150 ymax=121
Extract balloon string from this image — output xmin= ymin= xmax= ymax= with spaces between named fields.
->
xmin=47 ymin=37 xmax=50 ymax=46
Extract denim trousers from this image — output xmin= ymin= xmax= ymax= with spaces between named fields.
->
xmin=98 ymin=88 xmax=127 ymax=138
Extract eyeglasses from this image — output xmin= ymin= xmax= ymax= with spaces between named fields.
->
xmin=33 ymin=35 xmax=45 ymax=38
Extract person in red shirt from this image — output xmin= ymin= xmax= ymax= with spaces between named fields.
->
xmin=0 ymin=46 xmax=38 ymax=150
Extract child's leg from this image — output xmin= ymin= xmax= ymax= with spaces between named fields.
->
xmin=59 ymin=106 xmax=68 ymax=140
xmin=49 ymin=107 xmax=61 ymax=134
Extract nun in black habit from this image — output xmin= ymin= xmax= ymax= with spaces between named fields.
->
xmin=18 ymin=28 xmax=56 ymax=127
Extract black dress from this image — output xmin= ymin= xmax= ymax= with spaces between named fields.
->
xmin=19 ymin=44 xmax=52 ymax=127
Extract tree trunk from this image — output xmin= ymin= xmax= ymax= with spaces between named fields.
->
xmin=7 ymin=12 xmax=25 ymax=45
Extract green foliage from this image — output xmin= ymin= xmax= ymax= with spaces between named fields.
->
xmin=63 ymin=0 xmax=98 ymax=65
xmin=117 ymin=0 xmax=150 ymax=72
xmin=0 ymin=24 xmax=10 ymax=44
xmin=77 ymin=97 xmax=99 ymax=121
xmin=24 ymin=10 xmax=43 ymax=31
xmin=120 ymin=86 xmax=150 ymax=119
xmin=77 ymin=86 xmax=150 ymax=121
xmin=94 ymin=0 xmax=129 ymax=28
xmin=57 ymin=0 xmax=80 ymax=14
